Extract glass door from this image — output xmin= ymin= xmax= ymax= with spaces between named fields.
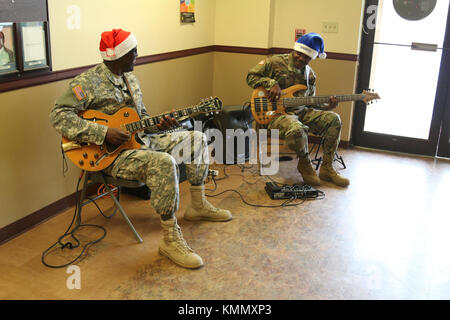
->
xmin=353 ymin=0 xmax=450 ymax=157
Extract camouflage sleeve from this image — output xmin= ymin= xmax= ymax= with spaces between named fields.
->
xmin=246 ymin=58 xmax=278 ymax=89
xmin=49 ymin=83 xmax=108 ymax=145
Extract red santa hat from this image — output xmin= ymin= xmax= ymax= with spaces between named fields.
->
xmin=99 ymin=29 xmax=137 ymax=61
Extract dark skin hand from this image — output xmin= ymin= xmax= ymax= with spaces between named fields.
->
xmin=105 ymin=127 xmax=130 ymax=145
xmin=105 ymin=113 xmax=179 ymax=145
xmin=156 ymin=112 xmax=179 ymax=131
xmin=325 ymin=96 xmax=339 ymax=110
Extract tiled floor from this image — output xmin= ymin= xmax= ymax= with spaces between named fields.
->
xmin=1 ymin=147 xmax=449 ymax=299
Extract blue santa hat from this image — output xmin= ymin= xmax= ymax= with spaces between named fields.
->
xmin=294 ymin=32 xmax=326 ymax=59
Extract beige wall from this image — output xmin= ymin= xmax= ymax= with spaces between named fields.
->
xmin=272 ymin=0 xmax=365 ymax=54
xmin=48 ymin=0 xmax=216 ymax=70
xmin=0 ymin=0 xmax=365 ymax=230
xmin=214 ymin=0 xmax=273 ymax=48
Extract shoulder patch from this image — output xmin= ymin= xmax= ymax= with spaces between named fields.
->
xmin=72 ymin=85 xmax=87 ymax=101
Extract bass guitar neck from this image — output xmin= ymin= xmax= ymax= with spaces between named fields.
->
xmin=250 ymin=84 xmax=380 ymax=125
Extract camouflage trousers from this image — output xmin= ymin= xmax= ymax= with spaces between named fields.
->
xmin=268 ymin=108 xmax=342 ymax=159
xmin=103 ymin=130 xmax=209 ymax=217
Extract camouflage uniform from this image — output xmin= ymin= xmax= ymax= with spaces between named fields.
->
xmin=50 ymin=63 xmax=209 ymax=217
xmin=246 ymin=52 xmax=342 ymax=160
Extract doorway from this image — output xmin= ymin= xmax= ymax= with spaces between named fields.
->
xmin=353 ymin=0 xmax=450 ymax=157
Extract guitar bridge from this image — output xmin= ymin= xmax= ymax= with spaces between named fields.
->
xmin=95 ymin=153 xmax=109 ymax=166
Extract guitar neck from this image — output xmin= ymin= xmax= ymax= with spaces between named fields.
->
xmin=283 ymin=94 xmax=365 ymax=108
xmin=123 ymin=104 xmax=202 ymax=133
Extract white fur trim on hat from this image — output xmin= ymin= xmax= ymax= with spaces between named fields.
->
xmin=294 ymin=42 xmax=319 ymax=59
xmin=100 ymin=33 xmax=137 ymax=61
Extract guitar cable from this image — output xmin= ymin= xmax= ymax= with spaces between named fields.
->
xmin=205 ymin=164 xmax=313 ymax=208
xmin=41 ymin=171 xmax=108 ymax=269
xmin=61 ymin=146 xmax=69 ymax=177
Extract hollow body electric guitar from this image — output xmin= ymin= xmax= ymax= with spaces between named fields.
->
xmin=250 ymin=84 xmax=380 ymax=125
xmin=61 ymin=97 xmax=222 ymax=171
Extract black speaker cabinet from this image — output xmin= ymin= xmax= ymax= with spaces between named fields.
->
xmin=205 ymin=105 xmax=253 ymax=164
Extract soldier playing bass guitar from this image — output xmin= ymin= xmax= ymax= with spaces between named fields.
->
xmin=247 ymin=32 xmax=351 ymax=187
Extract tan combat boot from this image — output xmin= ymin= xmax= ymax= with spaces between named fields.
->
xmin=159 ymin=217 xmax=204 ymax=269
xmin=184 ymin=185 xmax=232 ymax=222
xmin=297 ymin=156 xmax=321 ymax=186
xmin=319 ymin=155 xmax=350 ymax=187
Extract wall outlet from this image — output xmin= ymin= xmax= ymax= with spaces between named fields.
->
xmin=322 ymin=22 xmax=339 ymax=33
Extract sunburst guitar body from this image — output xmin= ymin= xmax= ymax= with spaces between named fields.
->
xmin=61 ymin=97 xmax=223 ymax=171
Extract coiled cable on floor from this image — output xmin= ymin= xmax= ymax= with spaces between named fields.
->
xmin=41 ymin=171 xmax=107 ymax=269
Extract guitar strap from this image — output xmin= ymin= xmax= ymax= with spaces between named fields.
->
xmin=123 ymin=75 xmax=141 ymax=117
xmin=304 ymin=66 xmax=310 ymax=89
xmin=123 ymin=75 xmax=152 ymax=146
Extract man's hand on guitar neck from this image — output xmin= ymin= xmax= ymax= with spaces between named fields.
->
xmin=157 ymin=113 xmax=179 ymax=131
xmin=105 ymin=128 xmax=131 ymax=145
xmin=268 ymin=84 xmax=282 ymax=101
xmin=324 ymin=96 xmax=338 ymax=110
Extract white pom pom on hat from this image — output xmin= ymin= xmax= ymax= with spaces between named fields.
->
xmin=294 ymin=32 xmax=327 ymax=60
xmin=99 ymin=29 xmax=137 ymax=61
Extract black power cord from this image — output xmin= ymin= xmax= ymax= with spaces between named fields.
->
xmin=41 ymin=171 xmax=108 ymax=269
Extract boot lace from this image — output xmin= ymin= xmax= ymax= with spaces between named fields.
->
xmin=170 ymin=224 xmax=194 ymax=254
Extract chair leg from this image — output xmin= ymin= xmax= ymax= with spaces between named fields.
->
xmin=334 ymin=152 xmax=346 ymax=169
xmin=99 ymin=174 xmax=143 ymax=244
xmin=310 ymin=138 xmax=323 ymax=170
xmin=257 ymin=130 xmax=263 ymax=176
xmin=76 ymin=171 xmax=90 ymax=227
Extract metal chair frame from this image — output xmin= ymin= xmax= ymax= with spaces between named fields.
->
xmin=309 ymin=137 xmax=346 ymax=171
xmin=78 ymin=171 xmax=144 ymax=243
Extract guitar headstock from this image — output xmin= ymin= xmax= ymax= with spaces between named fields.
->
xmin=362 ymin=89 xmax=381 ymax=105
xmin=198 ymin=97 xmax=223 ymax=113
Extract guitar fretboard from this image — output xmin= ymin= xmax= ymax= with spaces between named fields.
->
xmin=254 ymin=94 xmax=365 ymax=112
xmin=123 ymin=105 xmax=204 ymax=133
xmin=283 ymin=94 xmax=365 ymax=108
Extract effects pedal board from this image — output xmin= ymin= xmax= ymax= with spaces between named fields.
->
xmin=265 ymin=182 xmax=323 ymax=200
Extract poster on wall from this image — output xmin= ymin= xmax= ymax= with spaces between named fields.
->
xmin=180 ymin=0 xmax=195 ymax=23
xmin=0 ymin=22 xmax=17 ymax=75
xmin=20 ymin=21 xmax=48 ymax=70
xmin=295 ymin=29 xmax=306 ymax=42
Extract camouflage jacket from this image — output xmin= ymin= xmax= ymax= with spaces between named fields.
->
xmin=50 ymin=63 xmax=154 ymax=145
xmin=246 ymin=52 xmax=324 ymax=110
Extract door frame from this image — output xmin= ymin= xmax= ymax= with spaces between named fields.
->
xmin=352 ymin=0 xmax=450 ymax=157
